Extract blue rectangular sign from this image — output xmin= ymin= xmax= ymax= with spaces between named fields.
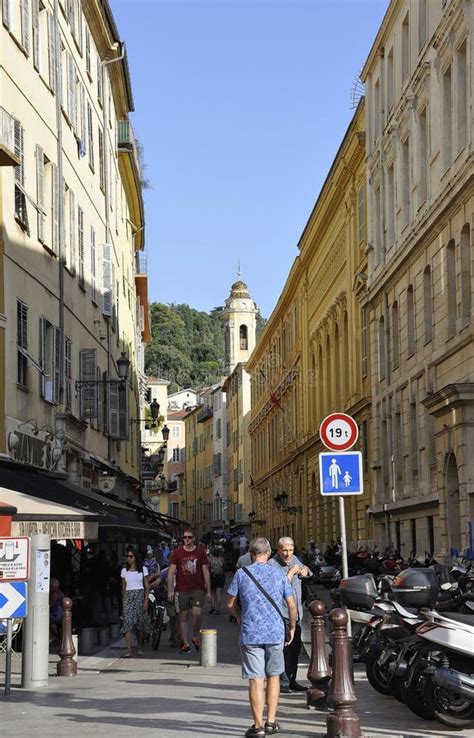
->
xmin=319 ymin=451 xmax=363 ymax=496
xmin=0 ymin=581 xmax=28 ymax=619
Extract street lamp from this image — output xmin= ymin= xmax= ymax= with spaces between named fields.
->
xmin=274 ymin=490 xmax=302 ymax=516
xmin=249 ymin=510 xmax=267 ymax=526
xmin=131 ymin=398 xmax=161 ymax=426
xmin=116 ymin=352 xmax=130 ymax=381
xmin=161 ymin=424 xmax=170 ymax=442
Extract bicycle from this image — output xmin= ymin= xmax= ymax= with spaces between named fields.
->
xmin=148 ymin=592 xmax=165 ymax=650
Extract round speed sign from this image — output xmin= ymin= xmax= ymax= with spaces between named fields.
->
xmin=319 ymin=413 xmax=358 ymax=451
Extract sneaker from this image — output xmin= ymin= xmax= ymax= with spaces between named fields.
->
xmin=179 ymin=642 xmax=191 ymax=654
xmin=288 ymin=681 xmax=307 ymax=692
xmin=192 ymin=637 xmax=200 ymax=652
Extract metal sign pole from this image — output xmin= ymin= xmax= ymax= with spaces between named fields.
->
xmin=4 ymin=618 xmax=12 ymax=696
xmin=338 ymin=496 xmax=351 ymax=637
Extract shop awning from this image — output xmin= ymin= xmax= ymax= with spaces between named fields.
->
xmin=0 ymin=487 xmax=98 ymax=540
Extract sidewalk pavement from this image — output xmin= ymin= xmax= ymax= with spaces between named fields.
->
xmin=0 ymin=595 xmax=472 ymax=737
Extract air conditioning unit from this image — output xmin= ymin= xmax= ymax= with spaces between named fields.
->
xmin=98 ymin=475 xmax=116 ymax=492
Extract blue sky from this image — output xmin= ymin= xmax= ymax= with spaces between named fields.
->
xmin=110 ymin=0 xmax=389 ymax=318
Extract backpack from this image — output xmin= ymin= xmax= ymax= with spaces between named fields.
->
xmin=210 ymin=556 xmax=224 ymax=575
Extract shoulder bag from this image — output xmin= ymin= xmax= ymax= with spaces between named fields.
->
xmin=242 ymin=567 xmax=290 ymax=640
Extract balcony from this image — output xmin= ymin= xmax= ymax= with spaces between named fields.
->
xmin=134 ymin=253 xmax=147 ymax=275
xmin=117 ymin=119 xmax=144 ymax=251
xmin=0 ymin=108 xmax=20 ymax=167
xmin=197 ymin=406 xmax=213 ymax=423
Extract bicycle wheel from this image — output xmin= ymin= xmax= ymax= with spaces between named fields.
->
xmin=152 ymin=606 xmax=164 ymax=650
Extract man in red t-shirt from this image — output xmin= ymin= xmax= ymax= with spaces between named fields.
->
xmin=168 ymin=528 xmax=211 ymax=654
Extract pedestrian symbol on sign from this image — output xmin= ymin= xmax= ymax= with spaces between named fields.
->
xmin=329 ymin=458 xmax=342 ymax=489
xmin=319 ymin=451 xmax=363 ymax=496
xmin=343 ymin=471 xmax=352 ymax=487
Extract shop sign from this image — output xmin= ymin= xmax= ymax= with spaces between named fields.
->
xmin=11 ymin=520 xmax=96 ymax=540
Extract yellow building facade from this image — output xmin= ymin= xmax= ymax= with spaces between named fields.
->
xmin=247 ymin=101 xmax=373 ymax=550
xmin=183 ymin=389 xmax=213 ymax=537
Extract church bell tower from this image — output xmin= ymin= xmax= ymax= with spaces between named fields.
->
xmin=222 ymin=275 xmax=257 ymax=375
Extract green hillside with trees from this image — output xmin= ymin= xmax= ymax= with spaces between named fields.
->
xmin=145 ymin=303 xmax=266 ymax=391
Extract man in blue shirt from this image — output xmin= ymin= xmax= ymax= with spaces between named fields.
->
xmin=227 ymin=537 xmax=297 ymax=738
xmin=268 ymin=536 xmax=311 ymax=692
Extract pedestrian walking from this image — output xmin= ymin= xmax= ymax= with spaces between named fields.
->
xmin=268 ymin=536 xmax=311 ymax=692
xmin=227 ymin=537 xmax=297 ymax=737
xmin=167 ymin=528 xmax=211 ymax=654
xmin=121 ymin=546 xmax=150 ymax=657
xmin=208 ymin=545 xmax=225 ymax=614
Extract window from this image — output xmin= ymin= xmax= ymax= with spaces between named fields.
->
xmin=386 ymin=48 xmax=394 ymax=112
xmin=216 ymin=417 xmax=221 ymax=439
xmin=87 ymin=103 xmax=94 ymax=170
xmin=68 ymin=188 xmax=76 ymax=272
xmin=97 ymin=55 xmax=103 ymax=106
xmin=423 ymin=266 xmax=433 ymax=342
xmin=392 ymin=301 xmax=400 ymax=369
xmin=460 ymin=225 xmax=471 ymax=326
xmin=172 ymin=425 xmax=180 ymax=439
xmin=374 ymin=186 xmax=382 ymax=263
xmin=386 ymin=163 xmax=395 ymax=246
xmin=402 ymin=137 xmax=410 ymax=227
xmin=378 ymin=316 xmax=385 ymax=381
xmin=98 ymin=128 xmax=105 ymax=191
xmin=357 ymin=185 xmax=365 ymax=243
xmin=418 ymin=107 xmax=428 ymax=205
xmin=79 ymin=348 xmax=97 ymax=419
xmin=402 ymin=13 xmax=410 ymax=81
xmin=407 ymin=284 xmax=415 ymax=356
xmin=35 ymin=145 xmax=45 ymax=243
xmin=14 ymin=120 xmax=28 ymax=230
xmin=4 ymin=0 xmax=31 ymax=53
xmin=239 ymin=324 xmax=248 ymax=350
xmin=374 ymin=78 xmax=380 ymax=139
xmin=361 ymin=419 xmax=369 ymax=474
xmin=446 ymin=239 xmax=456 ymax=337
xmin=78 ymin=205 xmax=84 ymax=288
xmin=443 ymin=65 xmax=452 ymax=170
xmin=410 ymin=518 xmax=417 ymax=556
xmin=457 ymin=41 xmax=467 ymax=152
xmin=65 ymin=336 xmax=72 ymax=411
xmin=418 ymin=0 xmax=427 ymax=50
xmin=17 ymin=299 xmax=28 ymax=388
xmin=361 ymin=307 xmax=368 ymax=377
xmin=85 ymin=27 xmax=91 ymax=77
xmin=172 ymin=447 xmax=180 ymax=462
xmin=90 ymin=226 xmax=96 ymax=301
xmin=428 ymin=516 xmax=435 ymax=555
xmin=32 ymin=0 xmax=40 ymax=71
xmin=410 ymin=400 xmax=418 ymax=472
xmin=39 ymin=317 xmax=60 ymax=404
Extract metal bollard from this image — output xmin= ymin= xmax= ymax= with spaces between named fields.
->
xmin=57 ymin=598 xmax=78 ymax=676
xmin=306 ymin=599 xmax=331 ymax=708
xmin=200 ymin=628 xmax=217 ymax=667
xmin=326 ymin=608 xmax=360 ymax=738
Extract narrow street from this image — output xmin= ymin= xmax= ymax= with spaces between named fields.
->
xmin=0 ymin=589 xmax=471 ymax=738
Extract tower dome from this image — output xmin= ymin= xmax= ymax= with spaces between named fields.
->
xmin=222 ymin=273 xmax=258 ymax=375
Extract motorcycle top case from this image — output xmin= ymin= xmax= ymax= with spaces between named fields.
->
xmin=391 ymin=568 xmax=439 ymax=608
xmin=339 ymin=574 xmax=378 ymax=609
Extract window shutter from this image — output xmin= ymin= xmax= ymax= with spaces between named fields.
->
xmin=78 ymin=205 xmax=84 ymax=287
xmin=53 ymin=326 xmax=61 ymax=404
xmin=87 ymin=103 xmax=94 ymax=169
xmin=32 ymin=0 xmax=40 ymax=71
xmin=21 ymin=0 xmax=29 ymax=54
xmin=108 ymin=381 xmax=129 ymax=440
xmin=39 ymin=316 xmax=47 ymax=398
xmin=51 ymin=162 xmax=58 ymax=253
xmin=69 ymin=190 xmax=76 ymax=273
xmin=65 ymin=337 xmax=72 ymax=411
xmin=111 ymin=261 xmax=116 ymax=330
xmin=76 ymin=1 xmax=83 ymax=54
xmin=3 ymin=0 xmax=11 ymax=29
xmin=61 ymin=178 xmax=66 ymax=259
xmin=90 ymin=226 xmax=96 ymax=300
xmin=35 ymin=145 xmax=45 ymax=243
xmin=79 ymin=83 xmax=86 ymax=153
xmin=48 ymin=11 xmax=56 ymax=93
xmin=85 ymin=28 xmax=90 ymax=75
xmin=101 ymin=242 xmax=112 ymax=316
xmin=107 ymin=379 xmax=119 ymax=437
xmin=79 ymin=348 xmax=97 ymax=418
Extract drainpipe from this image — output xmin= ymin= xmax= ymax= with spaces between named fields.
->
xmin=101 ymin=43 xmax=125 ymax=461
xmin=54 ymin=0 xmax=65 ymax=407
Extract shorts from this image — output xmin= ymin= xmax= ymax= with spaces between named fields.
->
xmin=211 ymin=573 xmax=225 ymax=589
xmin=240 ymin=643 xmax=284 ymax=680
xmin=166 ymin=594 xmax=179 ymax=617
xmin=177 ymin=589 xmax=205 ymax=612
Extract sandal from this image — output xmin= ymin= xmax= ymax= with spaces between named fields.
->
xmin=245 ymin=726 xmax=265 ymax=738
xmin=122 ymin=652 xmax=132 ymax=658
xmin=264 ymin=722 xmax=281 ymax=735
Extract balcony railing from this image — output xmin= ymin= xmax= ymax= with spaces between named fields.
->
xmin=0 ymin=108 xmax=20 ymax=167
xmin=117 ymin=119 xmax=141 ymax=176
xmin=134 ymin=253 xmax=147 ymax=275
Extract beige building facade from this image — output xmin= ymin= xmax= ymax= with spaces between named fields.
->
xmin=0 ymin=0 xmax=149 ymax=504
xmin=362 ymin=0 xmax=473 ymax=558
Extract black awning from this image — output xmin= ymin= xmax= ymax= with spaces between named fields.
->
xmin=0 ymin=462 xmax=170 ymax=541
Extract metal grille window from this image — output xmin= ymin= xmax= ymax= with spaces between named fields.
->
xmin=17 ymin=300 xmax=28 ymax=387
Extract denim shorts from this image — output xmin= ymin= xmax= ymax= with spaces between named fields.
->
xmin=240 ymin=643 xmax=284 ymax=679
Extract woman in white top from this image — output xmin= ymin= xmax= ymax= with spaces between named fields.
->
xmin=121 ymin=546 xmax=150 ymax=657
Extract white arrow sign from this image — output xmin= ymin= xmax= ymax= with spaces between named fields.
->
xmin=0 ymin=582 xmax=27 ymax=618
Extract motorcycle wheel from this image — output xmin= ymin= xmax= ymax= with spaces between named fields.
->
xmin=365 ymin=654 xmax=392 ymax=696
xmin=424 ymin=675 xmax=474 ymax=729
xmin=400 ymin=660 xmax=435 ymax=720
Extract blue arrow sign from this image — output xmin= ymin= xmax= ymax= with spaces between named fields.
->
xmin=319 ymin=451 xmax=363 ymax=496
xmin=0 ymin=581 xmax=27 ymax=619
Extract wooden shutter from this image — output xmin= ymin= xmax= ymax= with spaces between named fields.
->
xmin=53 ymin=326 xmax=61 ymax=404
xmin=78 ymin=205 xmax=84 ymax=287
xmin=48 ymin=11 xmax=56 ymax=93
xmin=76 ymin=0 xmax=83 ymax=54
xmin=51 ymin=162 xmax=58 ymax=253
xmin=65 ymin=337 xmax=72 ymax=411
xmin=79 ymin=348 xmax=97 ymax=418
xmin=90 ymin=227 xmax=96 ymax=300
xmin=69 ymin=189 xmax=76 ymax=273
xmin=32 ymin=0 xmax=40 ymax=71
xmin=85 ymin=27 xmax=90 ymax=75
xmin=87 ymin=103 xmax=94 ymax=169
xmin=101 ymin=242 xmax=112 ymax=316
xmin=118 ymin=383 xmax=129 ymax=440
xmin=21 ymin=0 xmax=29 ymax=54
xmin=79 ymin=83 xmax=86 ymax=154
xmin=39 ymin=317 xmax=54 ymax=402
xmin=35 ymin=145 xmax=45 ymax=243
xmin=108 ymin=381 xmax=129 ymax=439
xmin=3 ymin=0 xmax=11 ymax=29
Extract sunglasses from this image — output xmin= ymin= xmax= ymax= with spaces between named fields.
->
xmin=127 ymin=554 xmax=134 ymax=558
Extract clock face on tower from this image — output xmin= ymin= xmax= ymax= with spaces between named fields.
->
xmin=240 ymin=301 xmax=247 ymax=308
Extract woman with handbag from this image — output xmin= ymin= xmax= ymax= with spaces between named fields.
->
xmin=121 ymin=546 xmax=150 ymax=657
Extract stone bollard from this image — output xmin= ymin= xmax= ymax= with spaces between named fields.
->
xmin=326 ymin=608 xmax=360 ymax=738
xmin=57 ymin=597 xmax=78 ymax=676
xmin=200 ymin=628 xmax=217 ymax=667
xmin=306 ymin=599 xmax=331 ymax=708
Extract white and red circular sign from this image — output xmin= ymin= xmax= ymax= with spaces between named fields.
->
xmin=319 ymin=413 xmax=358 ymax=451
